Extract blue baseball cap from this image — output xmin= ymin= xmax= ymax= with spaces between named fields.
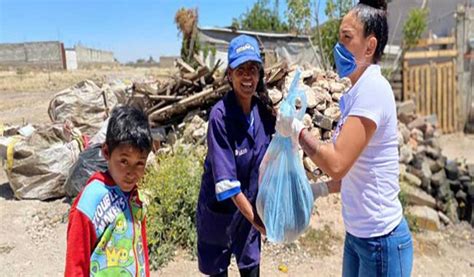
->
xmin=227 ymin=35 xmax=262 ymax=69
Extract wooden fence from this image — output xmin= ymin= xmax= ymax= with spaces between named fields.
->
xmin=403 ymin=36 xmax=459 ymax=133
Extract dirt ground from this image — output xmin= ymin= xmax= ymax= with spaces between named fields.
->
xmin=0 ymin=67 xmax=174 ymax=126
xmin=1 ymin=69 xmax=473 ymax=276
xmin=0 ymin=173 xmax=473 ymax=277
xmin=438 ymin=133 xmax=474 ymax=164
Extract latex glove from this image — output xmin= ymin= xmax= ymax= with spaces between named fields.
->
xmin=275 ymin=110 xmax=305 ymax=145
xmin=310 ymin=181 xmax=329 ymax=200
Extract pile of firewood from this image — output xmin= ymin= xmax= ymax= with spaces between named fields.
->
xmin=128 ymin=56 xmax=229 ymax=126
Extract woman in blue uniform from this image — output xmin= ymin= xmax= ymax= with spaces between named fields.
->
xmin=196 ymin=35 xmax=275 ymax=277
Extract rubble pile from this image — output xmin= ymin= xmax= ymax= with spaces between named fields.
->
xmin=263 ymin=63 xmax=351 ymax=181
xmin=2 ymin=56 xmax=473 ymax=233
xmin=396 ymin=100 xmax=474 ymax=229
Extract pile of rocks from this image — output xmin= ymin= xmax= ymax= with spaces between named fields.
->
xmin=155 ymin=63 xmax=474 ymax=232
xmin=397 ymin=100 xmax=474 ymax=230
xmin=164 ymin=63 xmax=352 ymax=180
xmin=264 ymin=64 xmax=351 ymax=180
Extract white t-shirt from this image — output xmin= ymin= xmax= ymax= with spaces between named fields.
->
xmin=334 ymin=65 xmax=402 ymax=238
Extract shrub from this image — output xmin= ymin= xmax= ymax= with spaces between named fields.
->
xmin=140 ymin=146 xmax=205 ymax=269
xmin=402 ymin=8 xmax=429 ymax=49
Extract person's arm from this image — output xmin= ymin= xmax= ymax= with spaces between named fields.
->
xmin=299 ymin=116 xmax=376 ymax=180
xmin=232 ymin=193 xmax=266 ymax=235
xmin=65 ymin=207 xmax=96 ymax=276
xmin=327 ymin=179 xmax=342 ymax=193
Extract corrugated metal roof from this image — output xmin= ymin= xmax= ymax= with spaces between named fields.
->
xmin=198 ymin=27 xmax=311 ymax=39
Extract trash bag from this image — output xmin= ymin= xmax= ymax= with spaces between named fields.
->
xmin=2 ymin=124 xmax=82 ymax=200
xmin=48 ymin=80 xmax=127 ymax=136
xmin=256 ymin=69 xmax=314 ymax=243
xmin=64 ymin=143 xmax=108 ymax=197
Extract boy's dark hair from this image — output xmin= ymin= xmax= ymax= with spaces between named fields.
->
xmin=105 ymin=106 xmax=153 ymax=154
xmin=353 ymin=0 xmax=388 ymax=63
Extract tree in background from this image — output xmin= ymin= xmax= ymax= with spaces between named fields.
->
xmin=231 ymin=0 xmax=289 ymax=32
xmin=313 ymin=0 xmax=352 ymax=69
xmin=381 ymin=7 xmax=428 ymax=80
xmin=286 ymin=0 xmax=312 ymax=34
xmin=231 ymin=0 xmax=353 ymax=68
xmin=402 ymin=8 xmax=429 ymax=50
xmin=230 ymin=0 xmax=390 ymax=68
xmin=175 ymin=7 xmax=200 ymax=67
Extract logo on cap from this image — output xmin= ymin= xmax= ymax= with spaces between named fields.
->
xmin=236 ymin=43 xmax=255 ymax=54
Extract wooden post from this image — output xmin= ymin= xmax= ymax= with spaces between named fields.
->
xmin=453 ymin=59 xmax=458 ymax=132
xmin=415 ymin=66 xmax=420 ymax=113
xmin=447 ymin=62 xmax=453 ymax=133
xmin=421 ymin=65 xmax=427 ymax=115
xmin=409 ymin=63 xmax=412 ymax=103
xmin=404 ymin=49 xmax=457 ymax=59
xmin=456 ymin=5 xmax=466 ymax=130
xmin=443 ymin=65 xmax=448 ymax=132
xmin=403 ymin=60 xmax=409 ymax=101
xmin=426 ymin=63 xmax=432 ymax=115
xmin=437 ymin=64 xmax=443 ymax=132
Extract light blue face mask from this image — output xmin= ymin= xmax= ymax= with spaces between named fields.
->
xmin=333 ymin=42 xmax=357 ymax=78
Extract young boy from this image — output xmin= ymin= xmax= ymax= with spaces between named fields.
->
xmin=65 ymin=106 xmax=152 ymax=277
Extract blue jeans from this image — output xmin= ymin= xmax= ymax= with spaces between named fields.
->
xmin=342 ymin=217 xmax=413 ymax=277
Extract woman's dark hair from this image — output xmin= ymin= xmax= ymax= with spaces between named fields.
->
xmin=353 ymin=0 xmax=388 ymax=63
xmin=256 ymin=67 xmax=273 ymax=113
xmin=105 ymin=106 xmax=153 ymax=154
xmin=226 ymin=65 xmax=273 ymax=113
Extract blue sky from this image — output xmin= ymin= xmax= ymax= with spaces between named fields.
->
xmin=0 ymin=0 xmax=328 ymax=62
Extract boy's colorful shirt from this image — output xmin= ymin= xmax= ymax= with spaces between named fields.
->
xmin=65 ymin=171 xmax=150 ymax=277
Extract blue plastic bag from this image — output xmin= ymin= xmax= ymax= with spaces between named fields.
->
xmin=256 ymin=69 xmax=314 ymax=243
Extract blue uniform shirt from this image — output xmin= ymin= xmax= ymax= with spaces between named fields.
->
xmin=196 ymin=90 xmax=275 ymax=245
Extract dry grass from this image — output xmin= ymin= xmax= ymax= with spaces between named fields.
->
xmin=299 ymin=225 xmax=342 ymax=257
xmin=0 ymin=66 xmax=175 ymax=93
xmin=175 ymin=8 xmax=197 ymax=38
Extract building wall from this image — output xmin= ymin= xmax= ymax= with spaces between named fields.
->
xmin=454 ymin=4 xmax=474 ymax=131
xmin=460 ymin=5 xmax=474 ymax=131
xmin=0 ymin=41 xmax=65 ymax=70
xmin=65 ymin=49 xmax=78 ymax=70
xmin=75 ymin=45 xmax=115 ymax=68
xmin=159 ymin=56 xmax=179 ymax=68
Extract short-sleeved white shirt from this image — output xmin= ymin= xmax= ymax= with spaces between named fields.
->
xmin=334 ymin=65 xmax=402 ymax=238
